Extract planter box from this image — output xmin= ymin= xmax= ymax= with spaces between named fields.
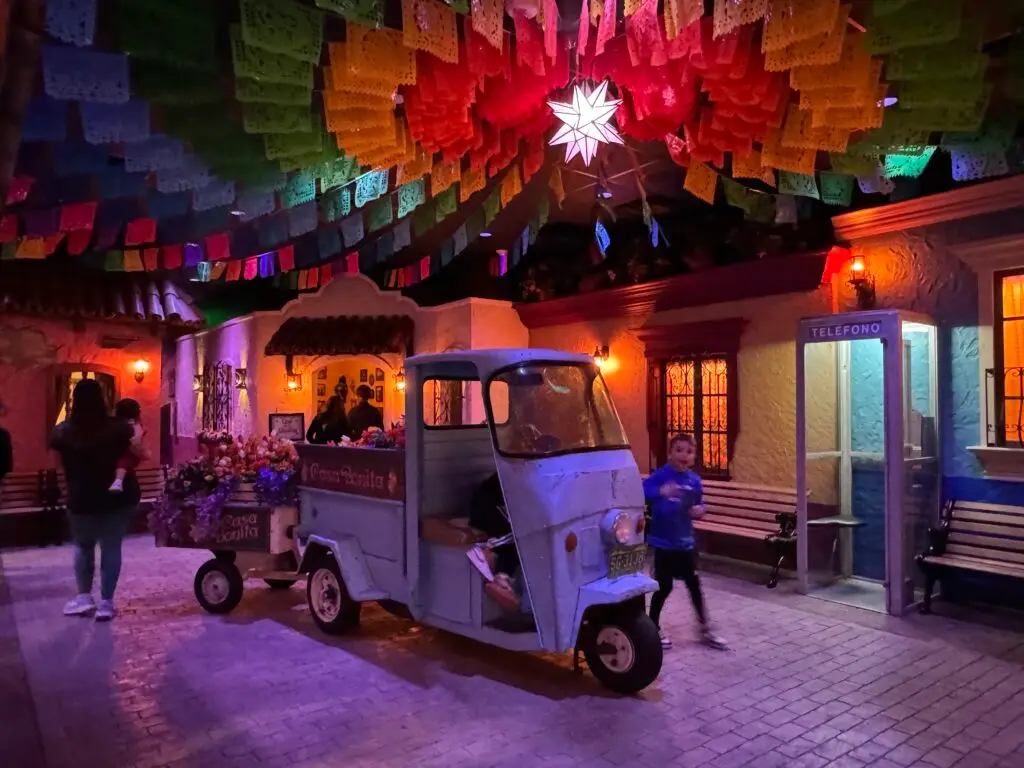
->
xmin=156 ymin=503 xmax=298 ymax=554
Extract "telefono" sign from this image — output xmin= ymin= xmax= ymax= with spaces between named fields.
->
xmin=809 ymin=321 xmax=883 ymax=340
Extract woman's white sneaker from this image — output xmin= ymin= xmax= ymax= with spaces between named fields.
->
xmin=63 ymin=594 xmax=95 ymax=616
xmin=95 ymin=599 xmax=116 ymax=622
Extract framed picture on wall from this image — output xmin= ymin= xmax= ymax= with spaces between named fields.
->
xmin=375 ymin=368 xmax=384 ymax=381
xmin=317 ymin=368 xmax=327 ymax=380
xmin=269 ymin=413 xmax=305 ymax=442
xmin=317 ymin=400 xmax=326 ymax=413
xmin=359 ymin=369 xmax=368 ymax=383
xmin=316 ymin=383 xmax=326 ymax=396
xmin=375 ymin=385 xmax=384 ymax=402
xmin=368 ymin=373 xmax=375 ymax=385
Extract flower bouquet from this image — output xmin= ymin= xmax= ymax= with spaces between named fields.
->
xmin=348 ymin=420 xmax=406 ymax=450
xmin=150 ymin=432 xmax=300 ymax=546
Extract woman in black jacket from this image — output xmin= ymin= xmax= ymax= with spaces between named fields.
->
xmin=306 ymin=396 xmax=349 ymax=444
xmin=50 ymin=379 xmax=137 ymax=621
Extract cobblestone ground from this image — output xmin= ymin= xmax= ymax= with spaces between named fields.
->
xmin=3 ymin=538 xmax=1024 ymax=768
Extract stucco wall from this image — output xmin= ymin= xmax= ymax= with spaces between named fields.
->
xmin=845 ymin=220 xmax=1024 ymax=504
xmin=0 ymin=315 xmax=162 ymax=472
xmin=173 ymin=276 xmax=529 ymax=448
xmin=528 ymin=287 xmax=833 ymax=481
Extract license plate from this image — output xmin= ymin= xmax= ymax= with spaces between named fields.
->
xmin=608 ymin=544 xmax=647 ymax=579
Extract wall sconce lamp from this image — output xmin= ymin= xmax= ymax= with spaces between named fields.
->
xmin=284 ymin=356 xmax=301 ymax=393
xmin=592 ymin=345 xmax=610 ymax=368
xmin=234 ymin=368 xmax=247 ymax=389
xmin=393 ymin=369 xmax=406 ymax=392
xmin=192 ymin=374 xmax=202 ymax=392
xmin=848 ymin=256 xmax=876 ymax=310
xmin=132 ymin=359 xmax=150 ymax=383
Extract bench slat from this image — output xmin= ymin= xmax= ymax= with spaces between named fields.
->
xmin=949 ymin=521 xmax=1024 ymax=540
xmin=694 ymin=521 xmax=769 ymax=539
xmin=700 ymin=515 xmax=779 ymax=533
xmin=923 ymin=553 xmax=1024 ymax=578
xmin=948 ymin=532 xmax=1024 ymax=553
xmin=953 ymin=500 xmax=1024 ymax=517
xmin=949 ymin=509 xmax=1024 ymax=529
xmin=703 ymin=479 xmax=798 ymax=497
xmin=704 ymin=493 xmax=798 ymax=512
xmin=704 ymin=506 xmax=779 ymax=526
xmin=946 ymin=542 xmax=1024 ymax=566
xmin=705 ymin=497 xmax=796 ymax=516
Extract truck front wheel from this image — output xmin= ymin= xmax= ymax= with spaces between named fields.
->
xmin=582 ymin=611 xmax=663 ymax=695
xmin=306 ymin=554 xmax=361 ymax=635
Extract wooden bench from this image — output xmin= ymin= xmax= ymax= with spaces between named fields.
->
xmin=0 ymin=470 xmax=64 ymax=547
xmin=916 ymin=500 xmax=1024 ymax=613
xmin=696 ymin=480 xmax=798 ymax=589
xmin=53 ymin=465 xmax=167 ymax=534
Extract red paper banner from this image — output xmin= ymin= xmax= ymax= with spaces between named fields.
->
xmin=0 ymin=214 xmax=17 ymax=243
xmin=277 ymin=244 xmax=295 ymax=272
xmin=125 ymin=218 xmax=157 ymax=246
xmin=59 ymin=202 xmax=97 ymax=232
xmin=345 ymin=252 xmax=359 ymax=273
xmin=67 ymin=229 xmax=91 ymax=255
xmin=205 ymin=232 xmax=230 ymax=261
xmin=143 ymin=247 xmax=160 ymax=271
xmin=226 ymin=260 xmax=242 ymax=281
xmin=163 ymin=244 xmax=183 ymax=269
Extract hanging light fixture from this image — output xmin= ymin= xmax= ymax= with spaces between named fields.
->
xmin=393 ymin=369 xmax=406 ymax=392
xmin=548 ymin=81 xmax=623 ymax=167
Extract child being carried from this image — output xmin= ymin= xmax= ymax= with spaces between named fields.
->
xmin=109 ymin=398 xmax=148 ymax=492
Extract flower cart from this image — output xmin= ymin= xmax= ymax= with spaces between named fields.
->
xmin=150 ymin=431 xmax=302 ymax=614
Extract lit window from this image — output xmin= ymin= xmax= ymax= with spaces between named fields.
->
xmin=993 ymin=271 xmax=1024 ymax=446
xmin=662 ymin=357 xmax=731 ymax=476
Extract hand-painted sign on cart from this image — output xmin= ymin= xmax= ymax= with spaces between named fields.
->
xmin=159 ymin=504 xmax=271 ymax=552
xmin=296 ymin=444 xmax=404 ymax=501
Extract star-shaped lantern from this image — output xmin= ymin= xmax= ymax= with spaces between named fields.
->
xmin=547 ymin=81 xmax=624 ymax=167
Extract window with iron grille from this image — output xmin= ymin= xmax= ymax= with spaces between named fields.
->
xmin=661 ymin=357 xmax=731 ymax=477
xmin=990 ymin=269 xmax=1024 ymax=447
xmin=637 ymin=318 xmax=745 ymax=478
xmin=423 ymin=378 xmax=467 ymax=428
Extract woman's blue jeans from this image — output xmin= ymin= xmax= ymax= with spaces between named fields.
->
xmin=69 ymin=506 xmax=135 ymax=600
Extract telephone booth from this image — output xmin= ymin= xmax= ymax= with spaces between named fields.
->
xmin=796 ymin=310 xmax=940 ymax=615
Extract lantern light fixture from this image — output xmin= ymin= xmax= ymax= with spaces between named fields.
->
xmin=847 ymin=256 xmax=876 ymax=310
xmin=393 ymin=369 xmax=406 ymax=392
xmin=592 ymin=345 xmax=610 ymax=368
xmin=192 ymin=374 xmax=202 ymax=392
xmin=234 ymin=368 xmax=247 ymax=390
xmin=132 ymin=359 xmax=150 ymax=383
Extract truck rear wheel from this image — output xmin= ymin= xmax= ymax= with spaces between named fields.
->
xmin=583 ymin=611 xmax=663 ymax=695
xmin=194 ymin=559 xmax=244 ymax=615
xmin=306 ymin=554 xmax=361 ymax=635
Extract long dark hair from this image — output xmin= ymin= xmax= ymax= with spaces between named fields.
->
xmin=67 ymin=378 xmax=109 ymax=433
xmin=324 ymin=395 xmax=345 ymax=424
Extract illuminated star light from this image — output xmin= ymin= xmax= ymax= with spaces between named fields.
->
xmin=547 ymin=81 xmax=624 ymax=167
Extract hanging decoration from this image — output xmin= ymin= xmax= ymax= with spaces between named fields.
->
xmin=547 ymin=81 xmax=623 ymax=167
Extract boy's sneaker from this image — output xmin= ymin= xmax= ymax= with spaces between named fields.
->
xmin=466 ymin=545 xmax=495 ymax=582
xmin=108 ymin=477 xmax=123 ymax=492
xmin=63 ymin=594 xmax=96 ymax=616
xmin=659 ymin=629 xmax=672 ymax=649
xmin=95 ymin=599 xmax=116 ymax=622
xmin=701 ymin=627 xmax=728 ymax=650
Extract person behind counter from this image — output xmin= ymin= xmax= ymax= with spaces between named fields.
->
xmin=347 ymin=385 xmax=384 ymax=440
xmin=306 ymin=396 xmax=349 ymax=444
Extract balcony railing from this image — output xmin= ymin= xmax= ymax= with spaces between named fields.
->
xmin=985 ymin=367 xmax=1024 ymax=447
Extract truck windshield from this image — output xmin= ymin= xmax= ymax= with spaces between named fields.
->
xmin=488 ymin=363 xmax=629 ymax=458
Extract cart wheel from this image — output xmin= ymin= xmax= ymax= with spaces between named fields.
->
xmin=306 ymin=555 xmax=360 ymax=635
xmin=194 ymin=559 xmax=244 ymax=615
xmin=264 ymin=579 xmax=296 ymax=590
xmin=582 ymin=611 xmax=663 ymax=695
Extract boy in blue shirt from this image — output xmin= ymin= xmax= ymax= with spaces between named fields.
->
xmin=643 ymin=433 xmax=727 ymax=650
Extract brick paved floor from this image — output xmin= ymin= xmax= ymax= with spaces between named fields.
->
xmin=3 ymin=538 xmax=1024 ymax=768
